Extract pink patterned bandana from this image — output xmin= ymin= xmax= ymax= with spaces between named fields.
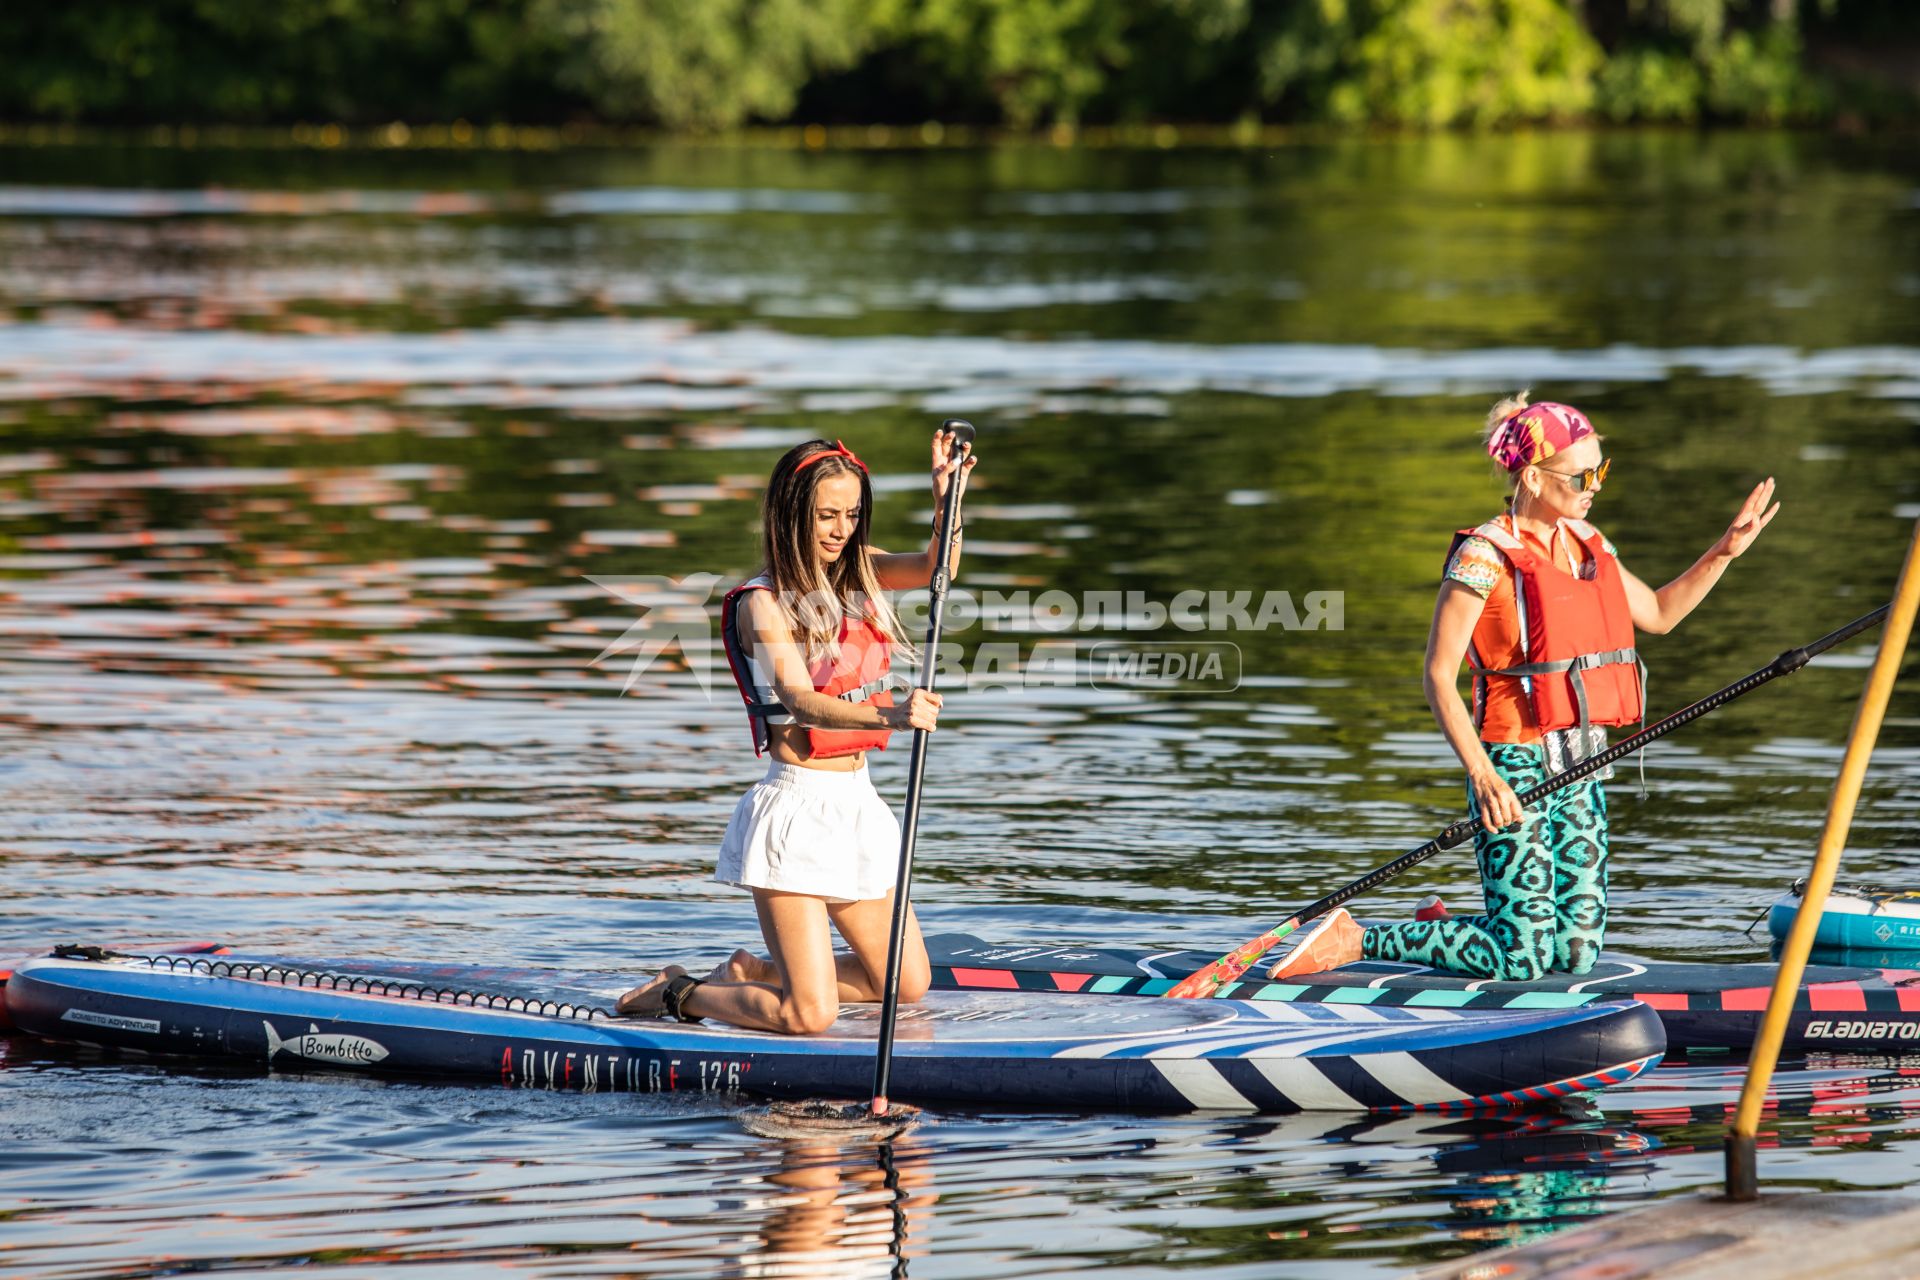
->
xmin=1487 ymin=402 xmax=1594 ymax=473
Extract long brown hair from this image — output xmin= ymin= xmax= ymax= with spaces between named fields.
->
xmin=759 ymin=439 xmax=906 ymax=667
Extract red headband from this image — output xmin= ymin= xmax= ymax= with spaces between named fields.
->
xmin=793 ymin=439 xmax=868 ymax=476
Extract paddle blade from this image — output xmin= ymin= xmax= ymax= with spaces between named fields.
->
xmin=1165 ymin=919 xmax=1300 ymax=998
xmin=738 ymin=1098 xmax=920 ymax=1140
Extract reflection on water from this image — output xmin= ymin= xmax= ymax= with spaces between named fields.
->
xmin=12 ymin=1037 xmax=1920 ymax=1279
xmin=0 ymin=1035 xmax=1683 ymax=1278
xmin=1 ymin=132 xmax=1918 ymax=1276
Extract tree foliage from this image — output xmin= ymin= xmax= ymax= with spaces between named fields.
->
xmin=0 ymin=0 xmax=1908 ymax=129
xmin=534 ymin=0 xmax=880 ymax=130
xmin=0 ymin=0 xmax=569 ymax=124
xmin=868 ymin=0 xmax=1251 ymax=128
xmin=1258 ymin=0 xmax=1602 ymax=127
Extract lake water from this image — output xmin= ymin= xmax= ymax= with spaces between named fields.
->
xmin=1 ymin=131 xmax=1918 ymax=1277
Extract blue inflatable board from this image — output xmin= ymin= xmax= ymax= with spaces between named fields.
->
xmin=5 ymin=951 xmax=1664 ymax=1114
xmin=1769 ymin=884 xmax=1920 ymax=954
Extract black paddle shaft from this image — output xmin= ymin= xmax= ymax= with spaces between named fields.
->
xmin=1293 ymin=603 xmax=1892 ymax=927
xmin=871 ymin=419 xmax=974 ymax=1114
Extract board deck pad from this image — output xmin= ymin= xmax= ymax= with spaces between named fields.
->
xmin=5 ymin=951 xmax=1665 ymax=1115
xmin=925 ymin=933 xmax=1920 ymax=1054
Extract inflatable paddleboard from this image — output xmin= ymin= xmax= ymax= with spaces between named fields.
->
xmin=6 ymin=950 xmax=1664 ymax=1114
xmin=0 ymin=941 xmax=226 ymax=1031
xmin=926 ymin=932 xmax=1920 ymax=1055
xmin=1768 ymin=881 xmax=1920 ymax=954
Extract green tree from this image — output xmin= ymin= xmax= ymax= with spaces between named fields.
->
xmin=534 ymin=0 xmax=882 ymax=130
xmin=1595 ymin=48 xmax=1706 ymax=121
xmin=869 ymin=0 xmax=1251 ymax=128
xmin=1702 ymin=23 xmax=1825 ymax=120
xmin=0 ymin=0 xmax=1906 ymax=131
xmin=0 ymin=0 xmax=569 ymax=123
xmin=1590 ymin=1 xmax=1833 ymax=123
xmin=1257 ymin=0 xmax=1603 ymax=127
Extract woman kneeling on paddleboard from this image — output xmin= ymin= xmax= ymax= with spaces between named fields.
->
xmin=1273 ymin=393 xmax=1778 ymax=982
xmin=618 ymin=429 xmax=975 ymax=1031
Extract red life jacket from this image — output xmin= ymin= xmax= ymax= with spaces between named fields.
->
xmin=720 ymin=575 xmax=895 ymax=760
xmin=1452 ymin=517 xmax=1645 ymax=736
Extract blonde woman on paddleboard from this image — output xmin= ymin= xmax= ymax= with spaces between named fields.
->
xmin=1272 ymin=393 xmax=1778 ymax=982
xmin=618 ymin=429 xmax=976 ymax=1031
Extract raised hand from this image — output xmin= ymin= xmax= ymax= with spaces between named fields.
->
xmin=1714 ymin=476 xmax=1781 ymax=560
xmin=930 ymin=426 xmax=977 ymax=510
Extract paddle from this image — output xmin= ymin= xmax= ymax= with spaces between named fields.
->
xmin=870 ymin=418 xmax=975 ymax=1118
xmin=1166 ymin=603 xmax=1894 ymax=999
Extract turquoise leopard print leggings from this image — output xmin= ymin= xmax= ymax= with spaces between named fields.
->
xmin=1360 ymin=742 xmax=1610 ymax=980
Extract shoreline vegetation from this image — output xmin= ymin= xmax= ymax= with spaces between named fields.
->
xmin=8 ymin=119 xmax=1911 ymax=156
xmin=4 ymin=2 xmax=1918 ymax=137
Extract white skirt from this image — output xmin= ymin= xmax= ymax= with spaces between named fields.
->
xmin=715 ymin=762 xmax=903 ymax=903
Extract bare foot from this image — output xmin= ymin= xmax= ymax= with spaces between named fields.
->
xmin=705 ymin=948 xmax=775 ymax=985
xmin=615 ymin=965 xmax=688 ymax=1018
xmin=1265 ymin=909 xmax=1365 ymax=981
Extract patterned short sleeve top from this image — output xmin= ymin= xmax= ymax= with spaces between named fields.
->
xmin=1445 ymin=519 xmax=1619 ymax=599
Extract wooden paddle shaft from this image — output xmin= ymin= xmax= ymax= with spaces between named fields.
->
xmin=1729 ymin=518 xmax=1920 ymax=1199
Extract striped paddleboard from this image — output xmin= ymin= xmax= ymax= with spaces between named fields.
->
xmin=6 ymin=950 xmax=1663 ymax=1114
xmin=926 ymin=933 xmax=1920 ymax=1055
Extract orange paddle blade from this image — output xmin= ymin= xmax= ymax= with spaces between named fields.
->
xmin=1164 ymin=918 xmax=1300 ymax=999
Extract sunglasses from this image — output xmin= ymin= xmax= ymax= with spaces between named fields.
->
xmin=1535 ymin=457 xmax=1611 ymax=493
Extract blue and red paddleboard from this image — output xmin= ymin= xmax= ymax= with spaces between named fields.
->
xmin=6 ymin=951 xmax=1662 ymax=1114
xmin=0 ymin=942 xmax=226 ymax=1031
xmin=924 ymin=933 xmax=1920 ymax=1055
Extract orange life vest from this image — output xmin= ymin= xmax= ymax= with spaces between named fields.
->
xmin=1452 ymin=517 xmax=1645 ymax=739
xmin=721 ymin=575 xmax=895 ymax=760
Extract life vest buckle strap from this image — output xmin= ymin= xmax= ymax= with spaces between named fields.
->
xmin=836 ymin=677 xmax=890 ymax=703
xmin=1572 ymin=646 xmax=1638 ymax=671
xmin=1470 ymin=645 xmax=1637 ymax=680
xmin=1470 ymin=658 xmax=1574 ymax=678
xmin=743 ymin=680 xmax=882 ymax=720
